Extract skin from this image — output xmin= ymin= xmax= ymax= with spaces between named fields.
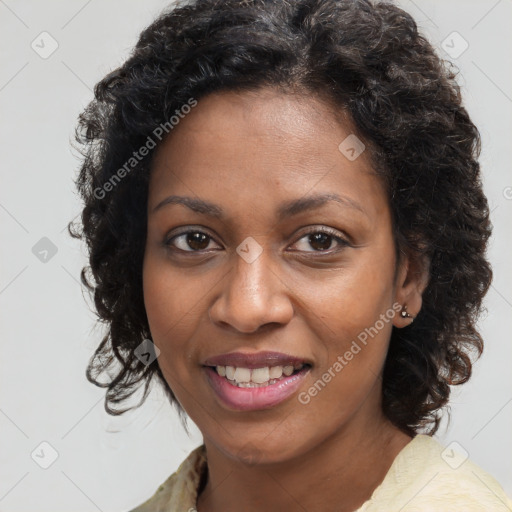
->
xmin=142 ymin=87 xmax=428 ymax=512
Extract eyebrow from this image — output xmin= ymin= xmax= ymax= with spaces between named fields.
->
xmin=151 ymin=193 xmax=367 ymax=219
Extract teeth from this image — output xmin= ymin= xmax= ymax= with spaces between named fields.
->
xmin=251 ymin=367 xmax=270 ymax=383
xmin=233 ymin=367 xmax=251 ymax=383
xmin=283 ymin=365 xmax=294 ymax=376
xmin=269 ymin=366 xmax=283 ymax=379
xmin=214 ymin=363 xmax=306 ymax=386
xmin=225 ymin=366 xmax=235 ymax=380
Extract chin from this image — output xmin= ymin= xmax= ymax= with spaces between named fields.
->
xmin=209 ymin=430 xmax=311 ymax=467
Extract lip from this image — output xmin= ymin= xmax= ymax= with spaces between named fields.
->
xmin=204 ymin=365 xmax=311 ymax=411
xmin=202 ymin=350 xmax=311 ymax=369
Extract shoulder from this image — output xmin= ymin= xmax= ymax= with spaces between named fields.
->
xmin=126 ymin=444 xmax=207 ymax=512
xmin=360 ymin=434 xmax=512 ymax=512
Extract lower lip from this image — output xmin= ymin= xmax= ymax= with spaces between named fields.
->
xmin=204 ymin=366 xmax=311 ymax=411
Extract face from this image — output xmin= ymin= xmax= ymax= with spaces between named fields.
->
xmin=143 ymin=87 xmax=420 ymax=464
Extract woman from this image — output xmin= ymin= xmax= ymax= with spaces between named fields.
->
xmin=69 ymin=0 xmax=512 ymax=510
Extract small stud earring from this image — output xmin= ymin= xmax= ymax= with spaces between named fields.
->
xmin=400 ymin=305 xmax=414 ymax=320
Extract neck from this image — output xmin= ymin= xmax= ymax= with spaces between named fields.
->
xmin=196 ymin=409 xmax=413 ymax=512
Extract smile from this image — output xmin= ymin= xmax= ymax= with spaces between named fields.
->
xmin=215 ymin=362 xmax=309 ymax=387
xmin=204 ymin=363 xmax=312 ymax=411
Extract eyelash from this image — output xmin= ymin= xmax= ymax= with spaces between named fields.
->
xmin=163 ymin=226 xmax=350 ymax=255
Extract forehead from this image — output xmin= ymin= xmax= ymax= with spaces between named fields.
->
xmin=148 ymin=88 xmax=387 ymax=221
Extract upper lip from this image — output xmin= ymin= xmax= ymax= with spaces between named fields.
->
xmin=203 ymin=351 xmax=312 ymax=369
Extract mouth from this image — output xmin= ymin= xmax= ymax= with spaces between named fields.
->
xmin=202 ymin=351 xmax=312 ymax=411
xmin=207 ymin=362 xmax=311 ymax=388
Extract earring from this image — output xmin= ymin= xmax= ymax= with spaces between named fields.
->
xmin=400 ymin=305 xmax=414 ymax=320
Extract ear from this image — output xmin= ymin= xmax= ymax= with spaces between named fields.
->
xmin=392 ymin=249 xmax=429 ymax=328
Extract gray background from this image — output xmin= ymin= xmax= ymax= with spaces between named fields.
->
xmin=1 ymin=1 xmax=511 ymax=510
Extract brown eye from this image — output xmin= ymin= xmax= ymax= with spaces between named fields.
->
xmin=308 ymin=232 xmax=335 ymax=251
xmin=291 ymin=227 xmax=349 ymax=253
xmin=166 ymin=230 xmax=220 ymax=252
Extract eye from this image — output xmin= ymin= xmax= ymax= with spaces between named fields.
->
xmin=164 ymin=226 xmax=350 ymax=254
xmin=165 ymin=230 xmax=221 ymax=252
xmin=290 ymin=227 xmax=349 ymax=253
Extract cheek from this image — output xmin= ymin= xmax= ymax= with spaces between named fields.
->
xmin=142 ymin=253 xmax=205 ymax=373
xmin=298 ymin=284 xmax=394 ymax=430
xmin=306 ymin=248 xmax=395 ymax=340
xmin=298 ymin=241 xmax=396 ymax=394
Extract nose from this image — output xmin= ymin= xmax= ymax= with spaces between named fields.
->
xmin=208 ymin=247 xmax=294 ymax=334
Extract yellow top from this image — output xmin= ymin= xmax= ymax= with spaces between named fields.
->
xmin=128 ymin=434 xmax=512 ymax=511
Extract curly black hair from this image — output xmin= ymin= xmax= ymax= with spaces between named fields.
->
xmin=68 ymin=0 xmax=492 ymax=437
